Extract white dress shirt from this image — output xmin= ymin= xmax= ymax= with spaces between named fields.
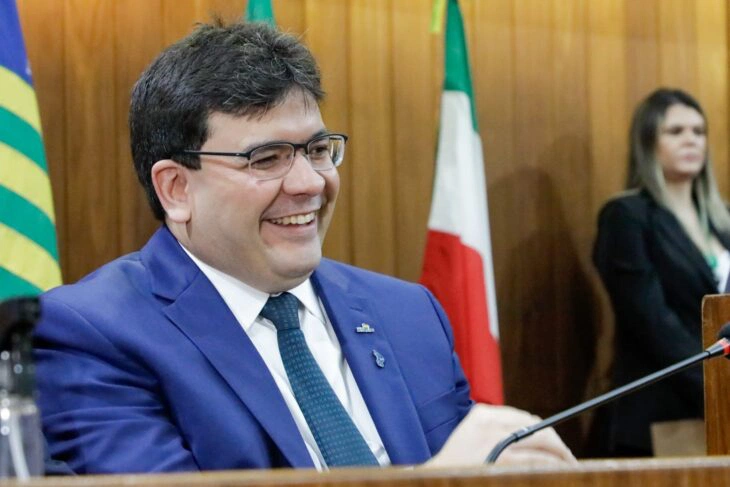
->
xmin=182 ymin=247 xmax=390 ymax=469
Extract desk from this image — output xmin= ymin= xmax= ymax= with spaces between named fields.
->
xmin=702 ymin=293 xmax=730 ymax=455
xmin=6 ymin=458 xmax=730 ymax=487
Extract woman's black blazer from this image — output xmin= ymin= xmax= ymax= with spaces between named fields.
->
xmin=593 ymin=189 xmax=730 ymax=452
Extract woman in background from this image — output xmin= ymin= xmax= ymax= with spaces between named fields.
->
xmin=593 ymin=88 xmax=730 ymax=457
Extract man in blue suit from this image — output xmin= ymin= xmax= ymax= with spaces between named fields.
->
xmin=34 ymin=20 xmax=573 ymax=474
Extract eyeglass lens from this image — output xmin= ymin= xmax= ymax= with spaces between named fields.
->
xmin=247 ymin=135 xmax=345 ymax=180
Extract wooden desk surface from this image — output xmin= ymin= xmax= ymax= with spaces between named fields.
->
xmin=6 ymin=458 xmax=730 ymax=487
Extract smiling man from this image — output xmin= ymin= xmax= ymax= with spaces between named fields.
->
xmin=154 ymin=102 xmax=340 ymax=293
xmin=34 ymin=20 xmax=573 ymax=474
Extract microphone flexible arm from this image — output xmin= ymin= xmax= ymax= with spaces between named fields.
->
xmin=485 ymin=338 xmax=730 ymax=463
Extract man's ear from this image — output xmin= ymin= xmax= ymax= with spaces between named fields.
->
xmin=151 ymin=160 xmax=192 ymax=223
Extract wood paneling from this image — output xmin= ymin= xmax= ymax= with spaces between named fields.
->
xmin=114 ymin=0 xmax=165 ymax=254
xmin=392 ymin=0 xmax=438 ymax=278
xmin=63 ymin=0 xmax=118 ymax=279
xmin=696 ymin=0 xmax=729 ymax=196
xmin=349 ymin=0 xmax=396 ymax=275
xmin=626 ymin=0 xmax=660 ymax=105
xmin=584 ymin=0 xmax=629 ymax=446
xmin=305 ymin=0 xmax=353 ymax=264
xmin=16 ymin=0 xmax=730 ymax=456
xmin=658 ymin=0 xmax=699 ymax=89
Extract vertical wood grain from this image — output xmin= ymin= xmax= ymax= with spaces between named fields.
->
xmin=695 ymin=0 xmax=729 ymax=197
xmin=63 ymin=0 xmax=118 ymax=283
xmin=391 ymin=1 xmax=437 ymax=281
xmin=625 ymin=0 xmax=660 ymax=105
xmin=549 ymin=0 xmax=598 ymax=450
xmin=348 ymin=0 xmax=395 ymax=275
xmin=205 ymin=0 xmax=247 ymax=22
xmin=274 ymin=0 xmax=305 ymax=33
xmin=586 ymin=0 xmax=629 ymax=426
xmin=161 ymin=1 xmax=202 ymax=45
xmin=114 ymin=0 xmax=164 ymax=253
xmin=506 ymin=0 xmax=555 ymax=413
xmin=657 ymin=0 xmax=698 ymax=90
xmin=588 ymin=0 xmax=629 ymax=208
xmin=304 ymin=0 xmax=353 ymax=264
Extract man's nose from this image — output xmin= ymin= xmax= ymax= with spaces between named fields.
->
xmin=281 ymin=151 xmax=326 ymax=194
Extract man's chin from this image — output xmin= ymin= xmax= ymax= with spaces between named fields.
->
xmin=273 ymin=254 xmax=321 ymax=281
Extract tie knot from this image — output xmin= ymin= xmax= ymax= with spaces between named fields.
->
xmin=260 ymin=292 xmax=300 ymax=331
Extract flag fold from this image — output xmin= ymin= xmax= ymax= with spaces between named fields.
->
xmin=0 ymin=0 xmax=62 ymax=300
xmin=420 ymin=0 xmax=503 ymax=404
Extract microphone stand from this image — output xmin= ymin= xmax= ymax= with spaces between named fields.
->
xmin=485 ymin=338 xmax=730 ymax=463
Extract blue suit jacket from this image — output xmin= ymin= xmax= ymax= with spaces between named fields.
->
xmin=34 ymin=227 xmax=473 ymax=473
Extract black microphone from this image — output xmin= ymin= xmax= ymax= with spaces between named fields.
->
xmin=485 ymin=324 xmax=730 ymax=463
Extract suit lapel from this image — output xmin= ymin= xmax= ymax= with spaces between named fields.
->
xmin=142 ymin=227 xmax=313 ymax=468
xmin=312 ymin=262 xmax=431 ymax=465
xmin=653 ymin=208 xmax=717 ymax=289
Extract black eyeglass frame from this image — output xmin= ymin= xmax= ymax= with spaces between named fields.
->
xmin=175 ymin=133 xmax=349 ymax=169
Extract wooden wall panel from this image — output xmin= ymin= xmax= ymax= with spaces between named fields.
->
xmin=161 ymin=3 xmax=201 ymax=45
xmin=274 ymin=0 xmax=306 ymax=33
xmin=305 ymin=0 xmax=353 ymax=264
xmin=543 ymin=1 xmax=597 ymax=449
xmin=626 ymin=0 xmax=660 ymax=106
xmin=114 ymin=0 xmax=164 ymax=254
xmin=585 ymin=0 xmax=628 ymax=427
xmin=391 ymin=1 xmax=438 ymax=278
xmin=506 ymin=0 xmax=555 ymax=410
xmin=658 ymin=0 xmax=699 ymax=89
xmin=588 ymin=0 xmax=628 ymax=209
xmin=696 ymin=0 xmax=729 ymax=196
xmin=63 ymin=0 xmax=119 ymax=280
xmin=348 ymin=0 xmax=395 ymax=275
xmin=16 ymin=0 xmax=730 ymax=457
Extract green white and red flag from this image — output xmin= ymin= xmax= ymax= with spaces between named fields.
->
xmin=420 ymin=0 xmax=503 ymax=404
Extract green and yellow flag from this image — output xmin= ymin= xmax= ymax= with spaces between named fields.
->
xmin=245 ymin=0 xmax=275 ymax=24
xmin=0 ymin=0 xmax=62 ymax=300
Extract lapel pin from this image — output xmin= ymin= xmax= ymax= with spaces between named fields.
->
xmin=372 ymin=350 xmax=385 ymax=368
xmin=356 ymin=323 xmax=375 ymax=334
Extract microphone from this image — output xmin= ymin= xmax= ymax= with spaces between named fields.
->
xmin=484 ymin=324 xmax=730 ymax=463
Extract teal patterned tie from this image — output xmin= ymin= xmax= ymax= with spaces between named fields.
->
xmin=260 ymin=293 xmax=379 ymax=467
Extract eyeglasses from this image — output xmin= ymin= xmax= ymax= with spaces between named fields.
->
xmin=177 ymin=133 xmax=348 ymax=181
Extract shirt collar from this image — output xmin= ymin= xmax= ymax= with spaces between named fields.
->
xmin=180 ymin=244 xmax=324 ymax=331
xmin=287 ymin=280 xmax=324 ymax=323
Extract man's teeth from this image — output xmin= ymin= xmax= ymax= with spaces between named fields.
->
xmin=270 ymin=212 xmax=316 ymax=225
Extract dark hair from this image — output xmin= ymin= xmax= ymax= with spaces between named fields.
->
xmin=625 ymin=88 xmax=730 ymax=233
xmin=129 ymin=20 xmax=324 ymax=220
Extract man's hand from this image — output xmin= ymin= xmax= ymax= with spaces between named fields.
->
xmin=425 ymin=404 xmax=577 ymax=467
